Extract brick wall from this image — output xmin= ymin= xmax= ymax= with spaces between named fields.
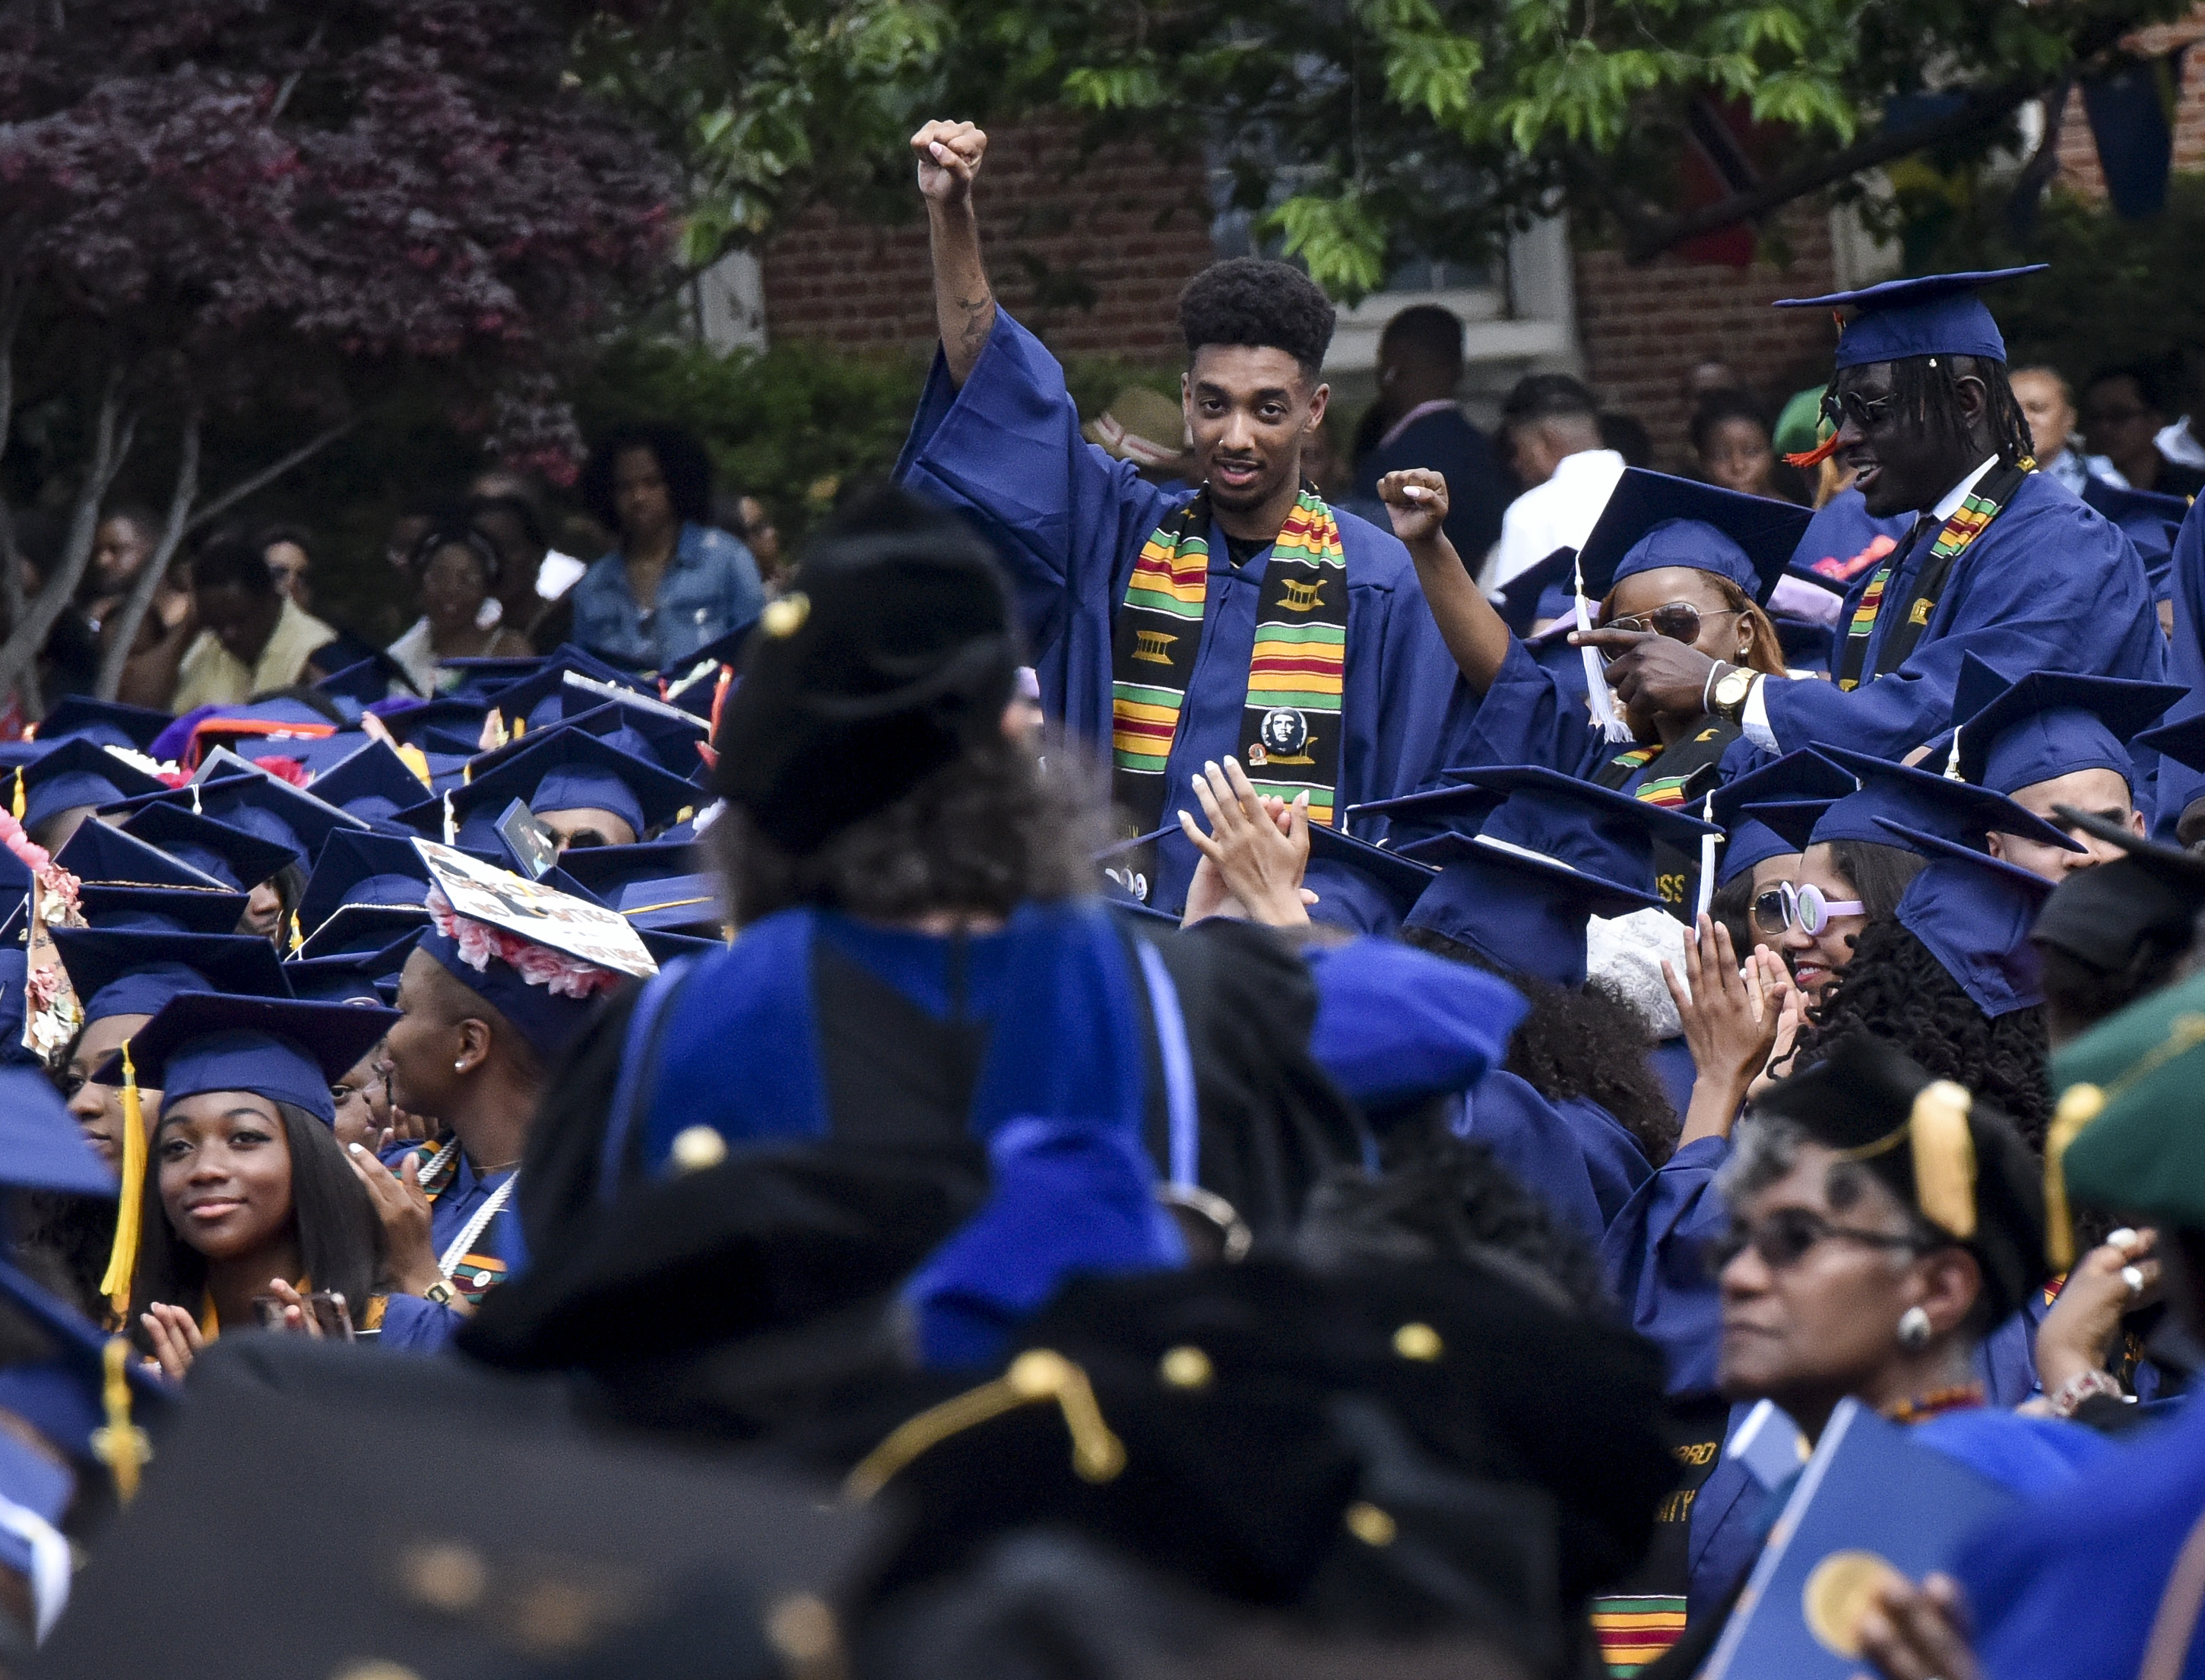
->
xmin=2054 ymin=11 xmax=2205 ymax=195
xmin=1571 ymin=204 xmax=1841 ymax=470
xmin=762 ymin=118 xmax=1215 ymax=360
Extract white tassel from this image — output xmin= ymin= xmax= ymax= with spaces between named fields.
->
xmin=1695 ymin=791 xmax=1718 ymax=923
xmin=1576 ymin=553 xmax=1633 ymax=743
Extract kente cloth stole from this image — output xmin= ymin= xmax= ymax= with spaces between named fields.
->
xmin=1593 ymin=721 xmax=1739 ymax=915
xmin=1110 ymin=487 xmax=1349 ymax=837
xmin=1833 ymin=461 xmax=2032 ymax=691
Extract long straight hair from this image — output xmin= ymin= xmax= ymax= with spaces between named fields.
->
xmin=128 ymin=1099 xmax=381 ymax=1341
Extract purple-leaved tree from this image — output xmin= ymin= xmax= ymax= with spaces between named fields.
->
xmin=0 ymin=0 xmax=673 ymax=703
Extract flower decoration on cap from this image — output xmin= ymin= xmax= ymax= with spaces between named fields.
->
xmin=425 ymin=887 xmax=623 ymax=1003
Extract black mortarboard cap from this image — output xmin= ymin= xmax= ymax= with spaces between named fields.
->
xmin=1575 ymin=469 xmax=1812 ymax=606
xmin=1751 ymin=1034 xmax=2045 ymax=1321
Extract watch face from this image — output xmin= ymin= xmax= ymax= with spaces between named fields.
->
xmin=1717 ymin=669 xmax=1754 ymax=705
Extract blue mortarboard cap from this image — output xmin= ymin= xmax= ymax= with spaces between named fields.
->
xmin=75 ymin=883 xmax=249 ymax=934
xmin=296 ymin=904 xmax=431 ymax=961
xmin=1881 ymin=826 xmax=2055 ymax=1016
xmin=128 ymin=768 xmax=368 ymax=869
xmin=1431 ymin=763 xmax=1718 ymax=886
xmin=553 ymin=839 xmax=703 ymax=902
xmin=34 ymin=697 xmax=173 ymax=755
xmin=397 ymin=727 xmax=699 ymax=848
xmin=14 ymin=739 xmax=166 ymax=833
xmin=2137 ymin=709 xmax=2205 ymax=775
xmin=314 ymin=651 xmax=423 ymax=706
xmin=1307 ymin=939 xmax=1528 ymax=1111
xmin=1301 ymin=821 xmax=1439 ymax=938
xmin=901 ymin=1114 xmax=1183 ymax=1370
xmin=1342 ymin=781 xmax=1510 ymax=854
xmin=119 ymin=803 xmax=296 ymax=892
xmin=0 ymin=949 xmax=32 ymax=1064
xmin=608 ymin=873 xmax=722 ymax=937
xmin=0 ymin=1257 xmax=169 ymax=1470
xmin=1811 ymin=746 xmax=2083 ymax=854
xmin=301 ymin=740 xmax=430 ymax=827
xmin=54 ymin=928 xmax=289 ymax=1025
xmin=297 ymin=830 xmax=432 ymax=935
xmin=478 ymin=657 xmax=654 ymax=734
xmin=1774 ymin=266 xmax=2047 ymax=369
xmin=1491 ymin=547 xmax=1579 ymax=638
xmin=0 ymin=1065 xmax=114 ymax=1198
xmin=1708 ymin=750 xmax=1859 ymax=885
xmin=0 ymin=1422 xmax=73 ymax=1539
xmin=1949 ymin=654 xmax=2182 ymax=795
xmin=1576 ymin=470 xmax=1814 ymax=605
xmin=1395 ymin=829 xmax=1666 ymax=987
xmin=2080 ymin=478 xmax=2190 ymax=601
xmin=283 ymin=931 xmax=425 ymax=1005
xmin=657 ymin=617 xmax=759 ymax=716
xmin=54 ymin=819 xmax=225 ymax=891
xmin=93 ymin=993 xmax=398 ymax=1126
xmin=371 ymin=698 xmax=493 ymax=752
xmin=437 ymin=655 xmax=552 ymax=698
xmin=1738 ymin=797 xmax=1842 ymax=854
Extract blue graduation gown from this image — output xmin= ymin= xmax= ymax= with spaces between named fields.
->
xmin=1601 ymin=1134 xmax=1730 ymax=1396
xmin=1761 ymin=471 xmax=2167 ymax=759
xmin=1457 ymin=1068 xmax=1650 ymax=1244
xmin=895 ymin=311 xmax=1462 ymax=916
xmin=1792 ymin=487 xmax=1912 ymax=581
xmin=1434 ymin=638 xmax=1770 ymax=799
xmin=1959 ymin=1395 xmax=2205 ymax=1680
xmin=1349 ymin=406 xmax=1513 ymax=563
xmin=2155 ymin=498 xmax=2205 ymax=840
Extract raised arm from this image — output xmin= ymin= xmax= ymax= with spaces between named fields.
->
xmin=911 ymin=119 xmax=996 ymax=387
xmin=1377 ymin=469 xmax=1514 ymax=694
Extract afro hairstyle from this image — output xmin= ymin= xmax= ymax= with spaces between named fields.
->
xmin=1177 ymin=257 xmax=1337 ymax=382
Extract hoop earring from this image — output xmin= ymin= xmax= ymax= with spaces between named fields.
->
xmin=1896 ymin=1305 xmax=1933 ymax=1350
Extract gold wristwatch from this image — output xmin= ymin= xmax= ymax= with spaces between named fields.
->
xmin=1710 ymin=663 xmax=1757 ymax=724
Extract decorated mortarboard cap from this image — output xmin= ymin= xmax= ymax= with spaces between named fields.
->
xmin=1575 ymin=470 xmax=1813 ymax=606
xmin=1948 ymin=654 xmax=2180 ymax=795
xmin=282 ymin=931 xmax=423 ymax=1005
xmin=299 ymin=739 xmax=429 ymax=827
xmin=1810 ymin=746 xmax=2081 ymax=854
xmin=398 ymin=727 xmax=699 ymax=848
xmin=1753 ymin=1034 xmax=2045 ymax=1321
xmin=1491 ymin=547 xmax=1579 ymax=638
xmin=1300 ymin=822 xmax=1440 ymax=937
xmin=1307 ymin=939 xmax=1526 ymax=1114
xmin=1774 ymin=266 xmax=2047 ymax=369
xmin=93 ymin=993 xmax=397 ymax=1126
xmin=13 ymin=739 xmax=166 ymax=834
xmin=33 ymin=696 xmax=173 ymax=755
xmin=1879 ymin=827 xmax=2054 ymax=1016
xmin=1708 ymin=749 xmax=1857 ymax=886
xmin=2051 ymin=967 xmax=2205 ymax=1260
xmin=119 ymin=802 xmax=295 ymax=892
xmin=53 ymin=928 xmax=290 ymax=1026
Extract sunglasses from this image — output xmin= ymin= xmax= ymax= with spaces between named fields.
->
xmin=1704 ymin=1206 xmax=1932 ymax=1279
xmin=1819 ymin=389 xmax=1899 ymax=433
xmin=1751 ymin=881 xmax=1864 ymax=937
xmin=1603 ymin=601 xmax=1740 ymax=648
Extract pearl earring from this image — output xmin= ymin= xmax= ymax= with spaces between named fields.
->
xmin=453 ymin=1059 xmax=466 ymax=1072
xmin=1896 ymin=1305 xmax=1933 ymax=1350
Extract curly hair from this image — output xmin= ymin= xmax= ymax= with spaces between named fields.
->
xmin=1178 ymin=258 xmax=1336 ymax=380
xmin=1789 ymin=918 xmax=2053 ymax=1152
xmin=578 ymin=423 xmax=715 ymax=532
xmin=1400 ymin=927 xmax=1679 ymax=1165
xmin=1294 ymin=1136 xmax=1614 ymax=1317
xmin=712 ymin=731 xmax=1106 ymax=925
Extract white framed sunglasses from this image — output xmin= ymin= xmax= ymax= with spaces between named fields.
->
xmin=1751 ymin=881 xmax=1864 ymax=937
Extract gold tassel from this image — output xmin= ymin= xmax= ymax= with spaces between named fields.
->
xmin=1909 ymin=1079 xmax=1978 ymax=1240
xmin=288 ymin=911 xmax=303 ymax=956
xmin=10 ymin=769 xmax=22 ymax=822
xmin=98 ymin=1041 xmax=147 ymax=1317
xmin=844 ymin=1349 xmax=1124 ymax=1501
xmin=394 ymin=743 xmax=431 ymax=787
xmin=88 ymin=1336 xmax=148 ymax=1504
xmin=2044 ymin=1083 xmax=2106 ymax=1272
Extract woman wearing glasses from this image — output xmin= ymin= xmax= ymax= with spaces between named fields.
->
xmin=1380 ymin=464 xmax=1806 ymax=914
xmin=1646 ymin=1036 xmax=2108 ymax=1670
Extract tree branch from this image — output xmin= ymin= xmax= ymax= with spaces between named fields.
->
xmin=96 ymin=401 xmax=199 ymax=701
xmin=183 ymin=417 xmax=359 ymax=537
xmin=1622 ymin=83 xmax=2038 ymax=262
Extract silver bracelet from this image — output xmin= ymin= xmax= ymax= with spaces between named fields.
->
xmin=1702 ymin=659 xmax=1728 ymax=714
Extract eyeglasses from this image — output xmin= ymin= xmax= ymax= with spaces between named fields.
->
xmin=1704 ymin=1206 xmax=1933 ymax=1278
xmin=1602 ymin=601 xmax=1740 ymax=647
xmin=1820 ymin=389 xmax=1899 ymax=433
xmin=1752 ymin=880 xmax=1864 ymax=937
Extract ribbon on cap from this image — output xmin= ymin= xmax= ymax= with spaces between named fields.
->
xmin=98 ymin=1041 xmax=147 ymax=1317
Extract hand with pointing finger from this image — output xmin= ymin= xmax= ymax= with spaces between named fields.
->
xmin=1570 ymin=626 xmax=1723 ymax=723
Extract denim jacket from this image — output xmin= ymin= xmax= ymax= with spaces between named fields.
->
xmin=570 ymin=521 xmax=764 ymax=669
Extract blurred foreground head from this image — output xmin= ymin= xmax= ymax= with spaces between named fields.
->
xmin=708 ymin=487 xmax=1095 ymax=924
